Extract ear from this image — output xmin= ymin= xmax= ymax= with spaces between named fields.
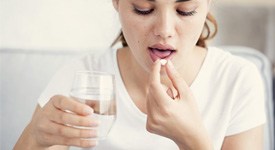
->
xmin=112 ymin=0 xmax=119 ymax=12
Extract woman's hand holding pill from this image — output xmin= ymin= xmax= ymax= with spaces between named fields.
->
xmin=146 ymin=59 xmax=213 ymax=150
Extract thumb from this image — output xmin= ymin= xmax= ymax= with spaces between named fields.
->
xmin=147 ymin=59 xmax=172 ymax=104
xmin=165 ymin=60 xmax=189 ymax=98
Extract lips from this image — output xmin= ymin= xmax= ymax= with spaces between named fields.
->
xmin=148 ymin=44 xmax=176 ymax=62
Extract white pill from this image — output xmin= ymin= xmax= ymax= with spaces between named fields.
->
xmin=160 ymin=59 xmax=167 ymax=65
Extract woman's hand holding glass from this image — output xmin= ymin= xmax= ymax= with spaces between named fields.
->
xmin=24 ymin=71 xmax=115 ymax=149
xmin=29 ymin=95 xmax=99 ymax=149
xmin=146 ymin=60 xmax=213 ymax=150
xmin=70 ymin=71 xmax=116 ymax=141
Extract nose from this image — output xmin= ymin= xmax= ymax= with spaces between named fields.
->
xmin=153 ymin=11 xmax=175 ymax=39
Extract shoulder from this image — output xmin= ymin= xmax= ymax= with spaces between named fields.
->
xmin=205 ymin=46 xmax=264 ymax=96
xmin=207 ymin=47 xmax=260 ymax=78
xmin=37 ymin=48 xmax=117 ymax=107
xmin=202 ymin=47 xmax=266 ymax=136
xmin=208 ymin=47 xmax=256 ymax=67
xmin=62 ymin=48 xmax=116 ymax=73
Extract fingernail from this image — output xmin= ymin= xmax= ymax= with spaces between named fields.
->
xmin=84 ymin=107 xmax=93 ymax=115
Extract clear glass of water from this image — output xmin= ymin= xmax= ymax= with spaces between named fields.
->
xmin=70 ymin=71 xmax=116 ymax=140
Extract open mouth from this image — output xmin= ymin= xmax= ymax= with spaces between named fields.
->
xmin=148 ymin=47 xmax=176 ymax=62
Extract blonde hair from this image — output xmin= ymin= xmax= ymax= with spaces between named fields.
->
xmin=111 ymin=12 xmax=218 ymax=48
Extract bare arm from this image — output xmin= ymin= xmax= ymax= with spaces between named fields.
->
xmin=222 ymin=125 xmax=264 ymax=150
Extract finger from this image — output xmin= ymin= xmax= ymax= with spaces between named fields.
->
xmin=148 ymin=60 xmax=171 ymax=102
xmin=146 ymin=91 xmax=162 ymax=121
xmin=165 ymin=60 xmax=189 ymax=98
xmin=44 ymin=133 xmax=98 ymax=148
xmin=149 ymin=60 xmax=167 ymax=94
xmin=51 ymin=109 xmax=99 ymax=127
xmin=51 ymin=95 xmax=94 ymax=116
xmin=150 ymin=59 xmax=162 ymax=84
xmin=47 ymin=121 xmax=98 ymax=139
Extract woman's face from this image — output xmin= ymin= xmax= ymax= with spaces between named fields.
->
xmin=113 ymin=0 xmax=210 ymax=72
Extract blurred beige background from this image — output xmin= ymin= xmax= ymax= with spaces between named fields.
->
xmin=211 ymin=0 xmax=275 ymax=73
xmin=0 ymin=0 xmax=274 ymax=68
xmin=216 ymin=0 xmax=275 ymax=6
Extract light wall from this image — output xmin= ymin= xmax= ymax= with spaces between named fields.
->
xmin=0 ymin=0 xmax=121 ymax=51
xmin=1 ymin=0 xmax=274 ymax=51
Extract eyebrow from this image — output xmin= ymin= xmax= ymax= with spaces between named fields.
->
xmin=147 ymin=0 xmax=191 ymax=2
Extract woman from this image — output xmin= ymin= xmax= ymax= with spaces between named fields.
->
xmin=14 ymin=0 xmax=266 ymax=149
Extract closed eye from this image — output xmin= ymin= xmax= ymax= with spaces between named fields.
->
xmin=134 ymin=8 xmax=154 ymax=15
xmin=133 ymin=7 xmax=154 ymax=15
xmin=176 ymin=10 xmax=197 ymax=16
xmin=133 ymin=7 xmax=197 ymax=17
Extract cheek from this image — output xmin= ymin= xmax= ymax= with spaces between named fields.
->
xmin=119 ymin=13 xmax=150 ymax=60
xmin=178 ymin=13 xmax=207 ymax=45
xmin=192 ymin=18 xmax=206 ymax=39
xmin=120 ymin=14 xmax=148 ymax=47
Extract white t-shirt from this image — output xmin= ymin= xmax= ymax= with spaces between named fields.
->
xmin=38 ymin=47 xmax=266 ymax=150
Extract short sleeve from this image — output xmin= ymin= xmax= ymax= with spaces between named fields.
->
xmin=37 ymin=57 xmax=88 ymax=107
xmin=225 ymin=62 xmax=267 ymax=136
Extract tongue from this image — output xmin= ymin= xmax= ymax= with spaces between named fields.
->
xmin=151 ymin=49 xmax=172 ymax=58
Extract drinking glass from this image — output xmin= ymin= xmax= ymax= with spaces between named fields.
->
xmin=70 ymin=71 xmax=116 ymax=140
